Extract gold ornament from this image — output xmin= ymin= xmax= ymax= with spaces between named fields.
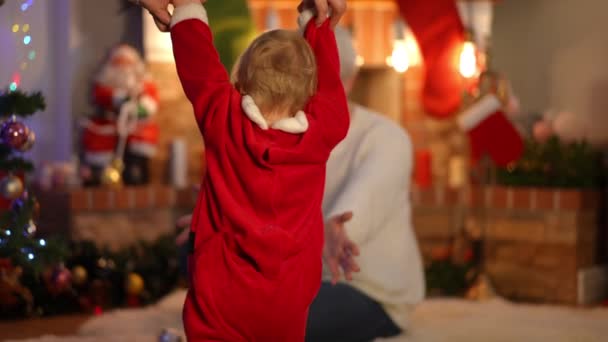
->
xmin=125 ymin=272 xmax=144 ymax=295
xmin=101 ymin=159 xmax=124 ymax=187
xmin=0 ymin=175 xmax=24 ymax=200
xmin=72 ymin=266 xmax=88 ymax=286
xmin=17 ymin=130 xmax=36 ymax=152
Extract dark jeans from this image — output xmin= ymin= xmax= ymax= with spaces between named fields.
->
xmin=305 ymin=282 xmax=401 ymax=342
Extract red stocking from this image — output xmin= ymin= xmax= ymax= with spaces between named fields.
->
xmin=395 ymin=0 xmax=465 ymax=119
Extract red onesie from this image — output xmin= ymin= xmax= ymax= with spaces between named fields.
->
xmin=170 ymin=3 xmax=349 ymax=341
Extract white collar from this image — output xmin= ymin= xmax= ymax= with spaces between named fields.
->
xmin=241 ymin=95 xmax=309 ymax=134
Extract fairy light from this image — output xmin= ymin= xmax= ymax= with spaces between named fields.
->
xmin=27 ymin=252 xmax=34 ymax=260
xmin=6 ymin=0 xmax=37 ymax=89
xmin=459 ymin=39 xmax=477 ymax=78
xmin=39 ymin=238 xmax=46 ymax=246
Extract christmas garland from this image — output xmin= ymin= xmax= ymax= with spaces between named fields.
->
xmin=1 ymin=233 xmax=182 ymax=318
xmin=496 ymin=136 xmax=605 ymax=188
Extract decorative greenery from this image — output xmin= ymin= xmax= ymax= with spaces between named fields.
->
xmin=425 ymin=242 xmax=479 ymax=297
xmin=204 ymin=0 xmax=257 ymax=73
xmin=0 ymin=90 xmax=46 ymax=117
xmin=496 ymin=136 xmax=605 ymax=188
xmin=1 ymin=233 xmax=182 ymax=318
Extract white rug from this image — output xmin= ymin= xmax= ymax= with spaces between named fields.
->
xmin=9 ymin=289 xmax=608 ymax=342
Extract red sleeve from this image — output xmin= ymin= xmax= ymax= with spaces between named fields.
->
xmin=170 ymin=3 xmax=233 ymax=137
xmin=302 ymin=15 xmax=350 ymax=149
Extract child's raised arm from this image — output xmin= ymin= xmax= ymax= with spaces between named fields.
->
xmin=170 ymin=1 xmax=232 ymax=135
xmin=299 ymin=10 xmax=350 ymax=149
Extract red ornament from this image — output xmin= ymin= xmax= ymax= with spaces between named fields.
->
xmin=126 ymin=294 xmax=140 ymax=307
xmin=414 ymin=149 xmax=432 ymax=189
xmin=0 ymin=258 xmax=12 ymax=271
xmin=1 ymin=120 xmax=29 ymax=150
xmin=94 ymin=305 xmax=103 ymax=315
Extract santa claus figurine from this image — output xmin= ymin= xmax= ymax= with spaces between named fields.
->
xmin=82 ymin=44 xmax=160 ymax=186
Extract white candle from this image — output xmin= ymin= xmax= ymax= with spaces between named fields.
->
xmin=170 ymin=138 xmax=187 ymax=189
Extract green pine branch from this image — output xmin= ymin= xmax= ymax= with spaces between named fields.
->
xmin=0 ymin=157 xmax=34 ymax=172
xmin=0 ymin=90 xmax=46 ymax=117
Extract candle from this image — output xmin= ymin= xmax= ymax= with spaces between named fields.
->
xmin=414 ymin=149 xmax=432 ymax=189
xmin=170 ymin=138 xmax=187 ymax=189
xmin=448 ymin=156 xmax=467 ymax=188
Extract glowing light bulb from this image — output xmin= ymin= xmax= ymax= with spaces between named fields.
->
xmin=459 ymin=41 xmax=477 ymax=78
xmin=39 ymin=239 xmax=46 ymax=246
xmin=12 ymin=24 xmax=20 ymax=33
xmin=9 ymin=83 xmax=18 ymax=92
xmin=27 ymin=253 xmax=34 ymax=260
xmin=390 ymin=40 xmax=409 ymax=73
xmin=23 ymin=35 xmax=32 ymax=45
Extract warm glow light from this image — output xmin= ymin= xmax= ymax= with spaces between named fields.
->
xmin=356 ymin=55 xmax=365 ymax=67
xmin=459 ymin=41 xmax=477 ymax=78
xmin=390 ymin=40 xmax=409 ymax=73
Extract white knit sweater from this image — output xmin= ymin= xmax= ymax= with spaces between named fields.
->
xmin=323 ymin=103 xmax=425 ymax=330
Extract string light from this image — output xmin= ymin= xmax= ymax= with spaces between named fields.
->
xmin=459 ymin=39 xmax=477 ymax=78
xmin=4 ymin=230 xmax=10 ymax=236
xmin=7 ymin=0 xmax=37 ymax=89
xmin=39 ymin=238 xmax=46 ymax=246
xmin=27 ymin=252 xmax=34 ymax=260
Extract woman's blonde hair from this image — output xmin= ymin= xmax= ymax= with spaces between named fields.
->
xmin=233 ymin=29 xmax=317 ymax=116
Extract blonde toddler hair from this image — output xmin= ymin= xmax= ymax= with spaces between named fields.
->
xmin=233 ymin=29 xmax=317 ymax=117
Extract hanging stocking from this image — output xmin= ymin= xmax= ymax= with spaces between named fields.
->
xmin=458 ymin=94 xmax=524 ymax=167
xmin=395 ymin=0 xmax=465 ymax=119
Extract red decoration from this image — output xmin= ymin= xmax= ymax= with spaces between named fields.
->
xmin=395 ymin=0 xmax=465 ymax=119
xmin=414 ymin=149 xmax=432 ymax=188
xmin=94 ymin=305 xmax=103 ymax=315
xmin=1 ymin=120 xmax=29 ymax=150
xmin=126 ymin=294 xmax=140 ymax=307
xmin=458 ymin=94 xmax=523 ymax=167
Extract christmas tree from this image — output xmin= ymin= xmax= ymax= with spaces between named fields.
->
xmin=0 ymin=89 xmax=53 ymax=316
xmin=0 ymin=90 xmax=46 ymax=261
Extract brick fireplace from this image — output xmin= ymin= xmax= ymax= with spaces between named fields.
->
xmin=413 ymin=185 xmax=605 ymax=305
